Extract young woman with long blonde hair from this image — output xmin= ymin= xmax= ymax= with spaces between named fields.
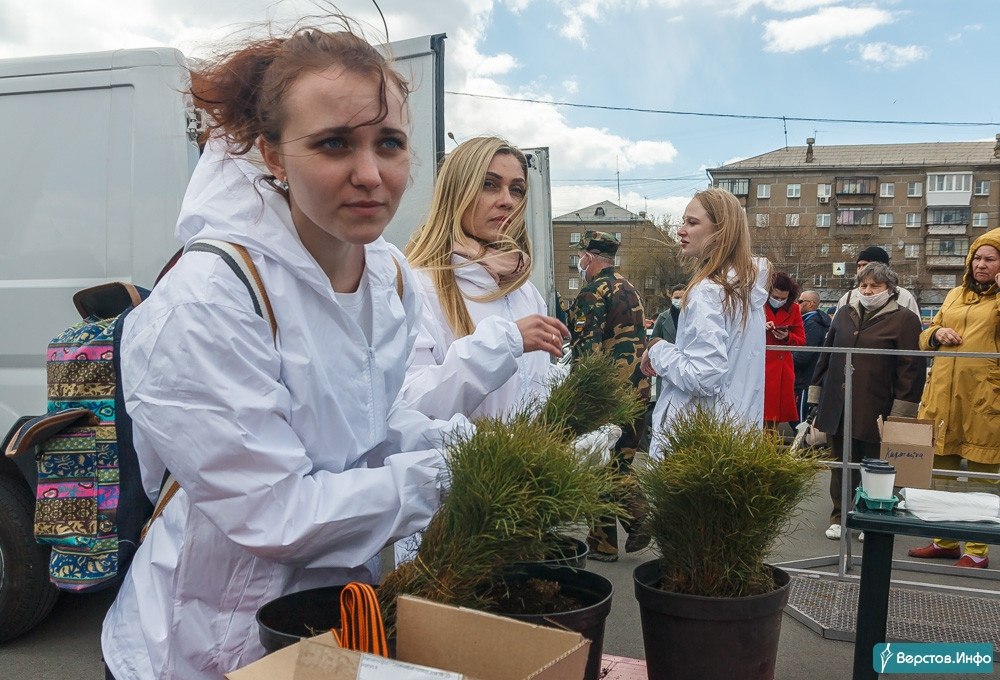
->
xmin=641 ymin=188 xmax=771 ymax=456
xmin=400 ymin=136 xmax=567 ymax=420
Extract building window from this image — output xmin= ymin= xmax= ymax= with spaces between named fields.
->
xmin=718 ymin=178 xmax=750 ymax=195
xmin=817 ymin=183 xmax=832 ymax=198
xmin=973 ymin=212 xmax=989 ymax=227
xmin=787 ymin=184 xmax=801 ymax=198
xmin=757 ymin=184 xmax=771 ymax=199
xmin=835 ymin=177 xmax=877 ymax=195
xmin=904 ymin=244 xmax=920 ymax=259
xmin=594 ymin=207 xmax=605 ymax=217
xmin=820 ymin=243 xmax=830 ymax=257
xmin=568 ymin=277 xmax=579 ymax=290
xmin=645 ymin=277 xmax=655 ymax=288
xmin=880 ymin=183 xmax=894 ymax=198
xmin=569 ymin=254 xmax=578 ymax=266
xmin=614 ymin=255 xmax=621 ymax=267
xmin=816 ymin=213 xmax=831 ymax=227
xmin=570 ymin=232 xmax=580 ymax=244
xmin=878 ymin=213 xmax=893 ymax=228
xmin=813 ymin=274 xmax=826 ymax=287
xmin=785 ymin=213 xmax=799 ymax=227
xmin=906 ymin=213 xmax=921 ymax=228
xmin=615 ymin=232 xmax=622 ymax=241
xmin=907 ymin=182 xmax=922 ymax=197
xmin=927 ymin=173 xmax=972 ymax=193
xmin=932 ymin=274 xmax=957 ymax=289
xmin=926 ymin=237 xmax=970 ymax=257
xmin=974 ymin=180 xmax=990 ymax=196
xmin=755 ymin=213 xmax=769 ymax=228
xmin=842 ymin=244 xmax=859 ymax=257
xmin=786 ymin=242 xmax=796 ymax=257
xmin=836 ymin=207 xmax=874 ymax=226
xmin=926 ymin=207 xmax=970 ymax=225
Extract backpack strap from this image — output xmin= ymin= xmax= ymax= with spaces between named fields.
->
xmin=186 ymin=239 xmax=277 ymax=341
xmin=142 ymin=240 xmax=277 ymax=540
xmin=392 ymin=255 xmax=403 ymax=300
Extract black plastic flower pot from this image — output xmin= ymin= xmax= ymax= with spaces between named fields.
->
xmin=492 ymin=563 xmax=613 ymax=680
xmin=633 ymin=559 xmax=791 ymax=680
xmin=256 ymin=585 xmax=345 ymax=653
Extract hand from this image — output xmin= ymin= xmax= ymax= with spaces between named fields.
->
xmin=765 ymin=320 xmax=776 ymax=331
xmin=804 ymin=403 xmax=818 ymax=421
xmin=640 ymin=338 xmax=661 ymax=377
xmin=571 ymin=424 xmax=622 ymax=467
xmin=772 ymin=328 xmax=789 ymax=341
xmin=933 ymin=327 xmax=963 ymax=346
xmin=517 ymin=314 xmax=570 ymax=358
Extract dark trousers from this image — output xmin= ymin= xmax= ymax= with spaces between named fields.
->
xmin=827 ymin=433 xmax=881 ymax=524
xmin=105 ymin=665 xmax=116 ymax=680
xmin=587 ymin=414 xmax=647 ymax=556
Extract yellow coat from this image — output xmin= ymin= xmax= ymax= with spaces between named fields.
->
xmin=917 ymin=227 xmax=1000 ymax=463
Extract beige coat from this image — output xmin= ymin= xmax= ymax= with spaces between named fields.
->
xmin=917 ymin=227 xmax=1000 ymax=464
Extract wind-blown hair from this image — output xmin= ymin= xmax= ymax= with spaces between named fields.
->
xmin=683 ymin=188 xmax=761 ymax=328
xmin=405 ymin=136 xmax=531 ymax=338
xmin=189 ymin=20 xmax=410 ymax=170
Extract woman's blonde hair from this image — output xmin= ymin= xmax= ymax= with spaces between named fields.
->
xmin=683 ymin=188 xmax=762 ymax=327
xmin=405 ymin=136 xmax=531 ymax=338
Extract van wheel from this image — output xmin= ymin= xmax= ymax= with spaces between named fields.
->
xmin=0 ymin=475 xmax=58 ymax=642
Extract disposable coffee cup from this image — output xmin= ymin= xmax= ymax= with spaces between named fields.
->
xmin=862 ymin=465 xmax=896 ymax=499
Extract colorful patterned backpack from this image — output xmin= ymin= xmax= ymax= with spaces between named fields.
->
xmin=3 ymin=241 xmax=274 ymax=591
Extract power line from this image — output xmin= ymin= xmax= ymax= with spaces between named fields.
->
xmin=445 ymin=91 xmax=997 ymax=128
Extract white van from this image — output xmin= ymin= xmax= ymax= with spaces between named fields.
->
xmin=0 ymin=36 xmax=447 ymax=642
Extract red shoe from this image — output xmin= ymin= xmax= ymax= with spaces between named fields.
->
xmin=907 ymin=543 xmax=960 ymax=559
xmin=954 ymin=554 xmax=989 ymax=569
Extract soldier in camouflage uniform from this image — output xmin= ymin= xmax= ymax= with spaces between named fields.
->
xmin=569 ymin=230 xmax=651 ymax=562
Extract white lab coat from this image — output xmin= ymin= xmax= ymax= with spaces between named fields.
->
xmin=101 ymin=138 xmax=468 ymax=680
xmin=399 ymin=256 xmax=553 ymax=421
xmin=648 ymin=258 xmax=770 ymax=457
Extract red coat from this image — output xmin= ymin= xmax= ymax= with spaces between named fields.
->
xmin=764 ymin=302 xmax=806 ymax=422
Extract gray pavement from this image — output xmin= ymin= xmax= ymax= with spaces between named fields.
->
xmin=3 ymin=469 xmax=999 ymax=679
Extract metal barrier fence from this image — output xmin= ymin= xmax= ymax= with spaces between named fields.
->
xmin=766 ymin=343 xmax=1000 ymax=580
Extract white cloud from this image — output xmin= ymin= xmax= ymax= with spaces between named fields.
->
xmin=626 ymin=140 xmax=679 ymax=166
xmin=858 ymin=42 xmax=928 ymax=69
xmin=763 ymin=6 xmax=894 ymax=52
xmin=474 ymin=52 xmax=519 ymax=76
xmin=562 ymin=78 xmax=579 ymax=94
xmin=730 ymin=0 xmax=838 ymax=14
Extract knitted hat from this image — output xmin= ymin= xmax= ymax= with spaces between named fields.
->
xmin=856 ymin=246 xmax=890 ymax=265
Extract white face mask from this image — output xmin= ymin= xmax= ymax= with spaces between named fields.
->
xmin=768 ymin=296 xmax=786 ymax=309
xmin=858 ymin=289 xmax=891 ymax=310
xmin=671 ymin=298 xmax=682 ymax=309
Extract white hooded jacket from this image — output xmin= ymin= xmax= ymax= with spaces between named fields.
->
xmin=648 ymin=258 xmax=770 ymax=457
xmin=398 ymin=255 xmax=553 ymax=420
xmin=101 ymin=139 xmax=468 ymax=679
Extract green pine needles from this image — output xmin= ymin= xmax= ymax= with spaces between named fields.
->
xmin=379 ymin=353 xmax=641 ymax=629
xmin=638 ymin=405 xmax=823 ymax=598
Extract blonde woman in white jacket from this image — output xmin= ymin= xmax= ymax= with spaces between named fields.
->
xmin=641 ymin=188 xmax=770 ymax=458
xmin=101 ymin=24 xmax=470 ymax=680
xmin=400 ymin=137 xmax=568 ymax=420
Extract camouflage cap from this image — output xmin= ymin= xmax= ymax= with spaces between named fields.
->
xmin=573 ymin=230 xmax=620 ymax=257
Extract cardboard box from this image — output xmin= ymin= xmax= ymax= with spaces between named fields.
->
xmin=226 ymin=595 xmax=589 ymax=680
xmin=878 ymin=416 xmax=935 ymax=489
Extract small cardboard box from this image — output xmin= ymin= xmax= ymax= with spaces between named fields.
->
xmin=226 ymin=595 xmax=589 ymax=680
xmin=878 ymin=416 xmax=935 ymax=489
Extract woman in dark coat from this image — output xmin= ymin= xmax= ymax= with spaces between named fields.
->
xmin=807 ymin=262 xmax=926 ymax=540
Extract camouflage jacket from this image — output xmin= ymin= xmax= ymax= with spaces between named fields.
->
xmin=569 ymin=267 xmax=650 ymax=400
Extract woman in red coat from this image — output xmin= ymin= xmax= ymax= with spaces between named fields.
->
xmin=764 ymin=271 xmax=805 ymax=428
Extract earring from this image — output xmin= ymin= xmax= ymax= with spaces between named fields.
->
xmin=277 ymin=176 xmax=289 ymax=192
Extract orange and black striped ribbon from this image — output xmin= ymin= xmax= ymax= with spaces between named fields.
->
xmin=331 ymin=582 xmax=389 ymax=657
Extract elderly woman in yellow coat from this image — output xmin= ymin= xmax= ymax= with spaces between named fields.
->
xmin=908 ymin=227 xmax=1000 ymax=568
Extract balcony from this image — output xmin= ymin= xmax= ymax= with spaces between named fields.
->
xmin=926 ymin=256 xmax=967 ymax=268
xmin=926 ymin=224 xmax=968 ymax=236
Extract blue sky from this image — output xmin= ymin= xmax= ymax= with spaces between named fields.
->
xmin=1 ymin=0 xmax=996 ymax=220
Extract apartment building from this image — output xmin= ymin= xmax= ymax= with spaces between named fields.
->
xmin=707 ymin=136 xmax=1000 ymax=317
xmin=552 ymin=200 xmax=680 ymax=315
